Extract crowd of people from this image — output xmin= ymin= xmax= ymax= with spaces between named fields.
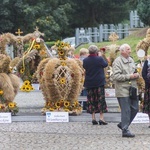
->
xmin=76 ymin=43 xmax=150 ymax=138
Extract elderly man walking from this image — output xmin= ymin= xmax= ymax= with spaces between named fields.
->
xmin=112 ymin=43 xmax=139 ymax=138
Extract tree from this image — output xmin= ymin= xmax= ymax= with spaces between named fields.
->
xmin=71 ymin=0 xmax=130 ymax=27
xmin=0 ymin=0 xmax=135 ymax=41
xmin=137 ymin=0 xmax=150 ymax=26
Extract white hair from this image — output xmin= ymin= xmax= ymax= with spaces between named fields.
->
xmin=119 ymin=44 xmax=130 ymax=51
xmin=88 ymin=45 xmax=98 ymax=54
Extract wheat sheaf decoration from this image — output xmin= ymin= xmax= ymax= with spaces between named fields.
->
xmin=37 ymin=40 xmax=84 ymax=115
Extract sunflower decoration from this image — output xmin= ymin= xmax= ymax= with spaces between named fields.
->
xmin=41 ymin=98 xmax=82 ymax=114
xmin=55 ymin=40 xmax=71 ymax=59
xmin=8 ymin=102 xmax=19 ymax=115
xmin=0 ymin=89 xmax=5 ymax=103
xmin=20 ymin=68 xmax=25 ymax=74
xmin=0 ymin=90 xmax=18 ymax=114
xmin=20 ymin=80 xmax=34 ymax=92
xmin=0 ymin=89 xmax=4 ymax=95
xmin=0 ymin=103 xmax=8 ymax=112
xmin=59 ymin=77 xmax=66 ymax=84
xmin=0 ymin=54 xmax=20 ymax=115
xmin=55 ymin=101 xmax=61 ymax=109
xmin=33 ymin=44 xmax=41 ymax=50
xmin=60 ymin=61 xmax=66 ymax=66
xmin=64 ymin=100 xmax=70 ymax=108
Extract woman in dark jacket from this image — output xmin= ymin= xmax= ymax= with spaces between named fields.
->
xmin=83 ymin=45 xmax=108 ymax=125
xmin=142 ymin=57 xmax=150 ymax=127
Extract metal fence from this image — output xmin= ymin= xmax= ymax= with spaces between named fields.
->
xmin=130 ymin=10 xmax=144 ymax=28
xmin=75 ymin=10 xmax=144 ymax=45
xmin=75 ymin=24 xmax=129 ymax=45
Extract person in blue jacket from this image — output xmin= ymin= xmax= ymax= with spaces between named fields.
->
xmin=83 ymin=45 xmax=108 ymax=125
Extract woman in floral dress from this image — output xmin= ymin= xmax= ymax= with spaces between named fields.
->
xmin=83 ymin=45 xmax=108 ymax=125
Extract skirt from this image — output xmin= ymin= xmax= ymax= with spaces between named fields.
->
xmin=86 ymin=86 xmax=108 ymax=114
xmin=143 ymin=87 xmax=150 ymax=115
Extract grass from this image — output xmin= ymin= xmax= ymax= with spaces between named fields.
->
xmin=75 ymin=27 xmax=149 ymax=62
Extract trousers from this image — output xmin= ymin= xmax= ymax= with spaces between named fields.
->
xmin=117 ymin=97 xmax=139 ymax=130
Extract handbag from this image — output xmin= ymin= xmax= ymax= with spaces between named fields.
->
xmin=129 ymin=86 xmax=137 ymax=100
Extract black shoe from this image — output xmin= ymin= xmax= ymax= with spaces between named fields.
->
xmin=117 ymin=123 xmax=122 ymax=130
xmin=92 ymin=120 xmax=98 ymax=125
xmin=99 ymin=120 xmax=108 ymax=125
xmin=122 ymin=130 xmax=135 ymax=138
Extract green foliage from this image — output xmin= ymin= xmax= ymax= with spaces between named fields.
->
xmin=45 ymin=41 xmax=55 ymax=48
xmin=137 ymin=1 xmax=150 ymax=26
xmin=0 ymin=0 xmax=147 ymax=41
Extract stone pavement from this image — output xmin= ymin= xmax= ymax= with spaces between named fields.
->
xmin=0 ymin=122 xmax=150 ymax=150
xmin=0 ymin=90 xmax=150 ymax=150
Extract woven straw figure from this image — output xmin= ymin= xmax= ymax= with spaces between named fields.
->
xmin=0 ymin=54 xmax=20 ymax=115
xmin=37 ymin=41 xmax=84 ymax=115
xmin=136 ymin=28 xmax=150 ymax=56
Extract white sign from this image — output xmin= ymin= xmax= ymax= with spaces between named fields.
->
xmin=105 ymin=89 xmax=115 ymax=97
xmin=132 ymin=112 xmax=149 ymax=123
xmin=0 ymin=113 xmax=12 ymax=123
xmin=32 ymin=84 xmax=39 ymax=90
xmin=46 ymin=112 xmax=69 ymax=122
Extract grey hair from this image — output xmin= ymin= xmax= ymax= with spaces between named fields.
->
xmin=119 ymin=44 xmax=130 ymax=51
xmin=88 ymin=45 xmax=98 ymax=54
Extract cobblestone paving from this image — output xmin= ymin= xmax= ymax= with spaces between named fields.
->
xmin=0 ymin=91 xmax=148 ymax=150
xmin=0 ymin=122 xmax=150 ymax=150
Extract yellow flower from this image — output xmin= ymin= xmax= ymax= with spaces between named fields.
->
xmin=33 ymin=44 xmax=40 ymax=50
xmin=61 ymin=61 xmax=66 ymax=66
xmin=0 ymin=90 xmax=4 ymax=95
xmin=64 ymin=101 xmax=70 ymax=107
xmin=60 ymin=77 xmax=66 ymax=84
xmin=25 ymin=86 xmax=31 ymax=92
xmin=60 ymin=58 xmax=67 ymax=60
xmin=64 ymin=108 xmax=70 ymax=112
xmin=20 ymin=85 xmax=26 ymax=91
xmin=58 ymin=51 xmax=64 ymax=56
xmin=61 ymin=42 xmax=65 ymax=47
xmin=49 ymin=108 xmax=54 ymax=111
xmin=74 ymin=100 xmax=79 ymax=106
xmin=8 ymin=102 xmax=15 ymax=108
xmin=55 ymin=102 xmax=60 ymax=108
xmin=20 ymin=68 xmax=24 ymax=74
xmin=60 ymin=99 xmax=64 ymax=103
xmin=24 ymin=80 xmax=30 ymax=85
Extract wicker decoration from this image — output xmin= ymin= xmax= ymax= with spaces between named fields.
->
xmin=37 ymin=41 xmax=84 ymax=115
xmin=0 ymin=54 xmax=20 ymax=115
